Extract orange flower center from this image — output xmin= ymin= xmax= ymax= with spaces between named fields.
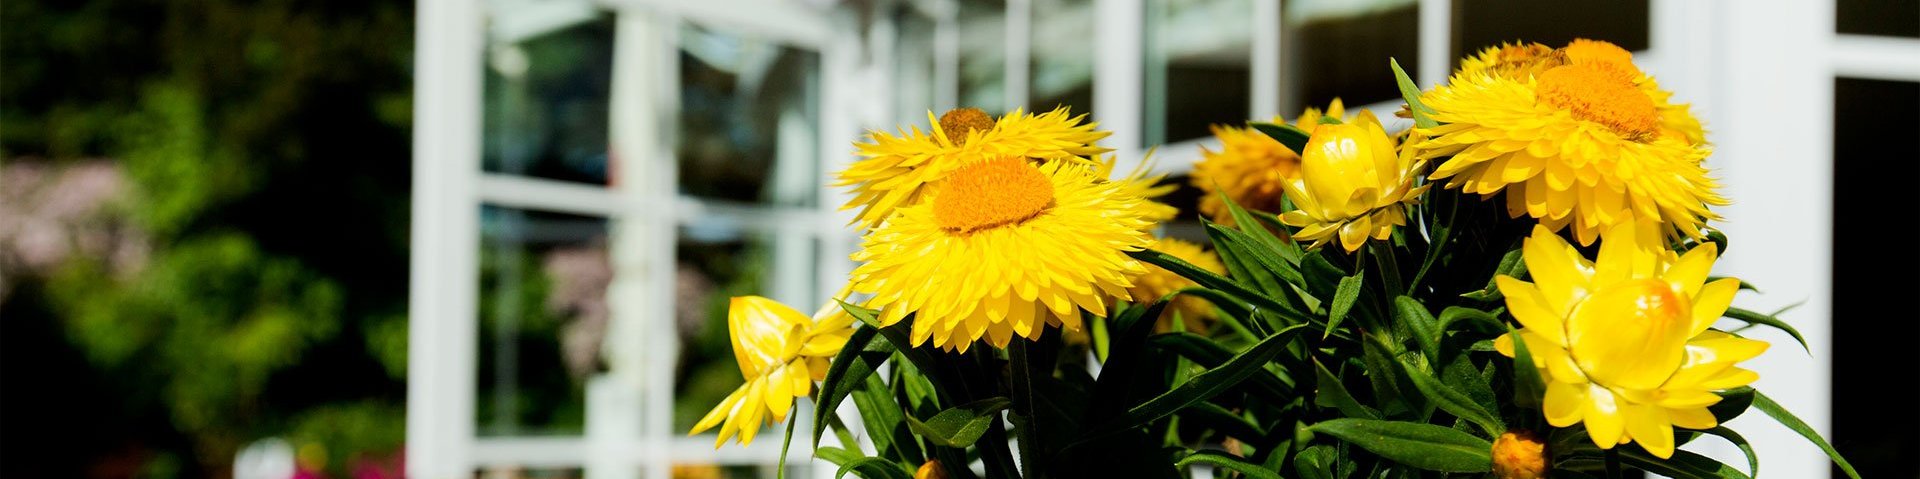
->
xmin=1560 ymin=39 xmax=1640 ymax=75
xmin=1536 ymin=63 xmax=1659 ymax=140
xmin=932 ymin=158 xmax=1053 ymax=232
xmin=938 ymin=107 xmax=995 ymax=146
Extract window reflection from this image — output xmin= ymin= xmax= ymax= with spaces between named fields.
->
xmin=1838 ymin=0 xmax=1920 ymax=37
xmin=1031 ymin=0 xmax=1095 ymax=116
xmin=1145 ymin=0 xmax=1252 ymax=147
xmin=1284 ymin=0 xmax=1418 ymax=112
xmin=678 ymin=25 xmax=821 ymax=207
xmin=483 ymin=15 xmax=616 ymax=185
xmin=1451 ymin=0 xmax=1649 ymax=65
xmin=959 ymin=0 xmax=1010 ymax=112
xmin=478 ymin=206 xmax=607 ymax=437
xmin=1831 ymin=77 xmax=1920 ymax=477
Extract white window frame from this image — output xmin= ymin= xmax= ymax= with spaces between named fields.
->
xmin=409 ymin=0 xmax=871 ymax=477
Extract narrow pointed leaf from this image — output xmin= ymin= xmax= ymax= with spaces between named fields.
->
xmin=1390 ymin=58 xmax=1437 ymax=129
xmin=903 ymin=397 xmax=1013 ymax=447
xmin=1081 ymin=324 xmax=1306 ymax=441
xmin=1394 ymin=296 xmax=1441 ymax=362
xmin=813 ymin=321 xmax=892 ymax=446
xmin=1506 ymin=324 xmax=1547 ymax=408
xmin=1328 ymin=273 xmax=1366 ymax=338
xmin=1753 ymin=390 xmax=1861 ymax=479
xmin=1309 ymin=418 xmax=1493 ymax=472
xmin=1250 ymin=121 xmax=1312 ymax=154
xmin=1314 ymin=358 xmax=1380 ymax=419
xmin=1402 ymin=360 xmax=1503 ymax=437
xmin=1176 ymin=450 xmax=1285 ymax=479
xmin=1723 ymin=306 xmax=1811 ymax=353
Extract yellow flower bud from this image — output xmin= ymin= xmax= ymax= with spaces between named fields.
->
xmin=1277 ymin=111 xmax=1428 ymax=252
xmin=1491 ymin=429 xmax=1549 ymax=479
xmin=916 ymin=459 xmax=950 ymax=479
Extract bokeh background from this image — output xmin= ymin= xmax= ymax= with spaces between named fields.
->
xmin=2 ymin=0 xmax=1915 ymax=478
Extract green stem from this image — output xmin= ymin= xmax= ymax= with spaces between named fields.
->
xmin=1407 ymin=194 xmax=1458 ymax=295
xmin=966 ymin=348 xmax=1023 ymax=479
xmin=1008 ymin=339 xmax=1044 ymax=478
xmin=1371 ymin=241 xmax=1405 ymax=297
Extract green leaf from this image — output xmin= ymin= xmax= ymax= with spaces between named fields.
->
xmin=1176 ymin=450 xmax=1284 ymax=479
xmin=1149 ymin=332 xmax=1294 ymax=396
xmin=1698 ymin=426 xmax=1759 ymax=478
xmin=1081 ymin=324 xmax=1306 ymax=441
xmin=778 ymin=414 xmax=798 ymax=479
xmin=1723 ymin=306 xmax=1811 ymax=353
xmin=1506 ymin=324 xmax=1547 ymax=409
xmin=1359 ymin=335 xmax=1416 ymax=416
xmin=814 ymin=447 xmax=914 ymax=479
xmin=1205 ymin=219 xmax=1308 ymax=301
xmin=1309 ymin=418 xmax=1493 ymax=472
xmin=1183 ymin=402 xmax=1269 ymax=446
xmin=903 ymin=397 xmax=1013 ymax=448
xmin=1393 ymin=296 xmax=1441 ymax=364
xmin=1708 ymin=386 xmax=1754 ymax=423
xmin=1401 ymin=360 xmax=1504 ymax=437
xmin=1127 ymin=248 xmax=1313 ymax=325
xmin=1441 ymin=355 xmax=1500 ymax=420
xmin=1389 ymin=58 xmax=1437 ymax=129
xmin=1220 ymin=190 xmax=1303 ymax=264
xmin=1313 ymin=358 xmax=1380 ymax=419
xmin=1174 ymin=287 xmax=1252 ymax=320
xmin=813 ymin=321 xmax=892 ymax=446
xmin=1250 ymin=121 xmax=1312 ymax=155
xmin=1327 ymin=272 xmax=1366 ymax=339
xmin=1616 ymin=448 xmax=1749 ymax=479
xmin=1437 ymin=306 xmax=1505 ymax=335
xmin=851 ymin=374 xmax=920 ymax=464
xmin=1753 ymin=390 xmax=1862 ymax=479
xmin=1294 ymin=445 xmax=1338 ymax=479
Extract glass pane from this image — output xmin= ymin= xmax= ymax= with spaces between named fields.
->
xmin=959 ymin=0 xmax=1010 ymax=111
xmin=895 ymin=8 xmax=941 ymax=122
xmin=1146 ymin=0 xmax=1253 ymax=147
xmin=478 ymin=206 xmax=609 ymax=436
xmin=1031 ymin=0 xmax=1096 ymax=116
xmin=476 ymin=467 xmax=583 ymax=479
xmin=1831 ymin=77 xmax=1920 ymax=477
xmin=483 ymin=14 xmax=616 ymax=185
xmin=671 ymin=220 xmax=821 ymax=433
xmin=1451 ymin=0 xmax=1648 ymax=65
xmin=1838 ymin=0 xmax=1920 ymax=37
xmin=1284 ymin=0 xmax=1419 ymax=112
xmin=678 ymin=26 xmax=822 ymax=207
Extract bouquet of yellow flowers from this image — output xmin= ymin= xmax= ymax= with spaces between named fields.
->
xmin=690 ymin=39 xmax=1856 ymax=479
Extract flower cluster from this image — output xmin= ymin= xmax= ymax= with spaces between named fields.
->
xmin=683 ymin=38 xmax=1849 ymax=479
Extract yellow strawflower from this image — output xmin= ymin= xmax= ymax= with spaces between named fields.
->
xmin=848 ymin=157 xmax=1155 ymax=352
xmin=1125 ymin=238 xmax=1226 ymax=332
xmin=1277 ymin=110 xmax=1429 ymax=252
xmin=839 ymin=107 xmax=1110 ymax=229
xmin=1418 ymin=39 xmax=1724 ymax=245
xmin=1494 ymin=222 xmax=1766 ymax=459
xmin=689 ymin=297 xmax=854 ymax=447
xmin=1100 ymin=154 xmax=1180 ymax=223
xmin=1191 ymin=100 xmax=1353 ymax=225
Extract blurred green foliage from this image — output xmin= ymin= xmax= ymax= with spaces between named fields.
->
xmin=1 ymin=0 xmax=415 ymax=476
